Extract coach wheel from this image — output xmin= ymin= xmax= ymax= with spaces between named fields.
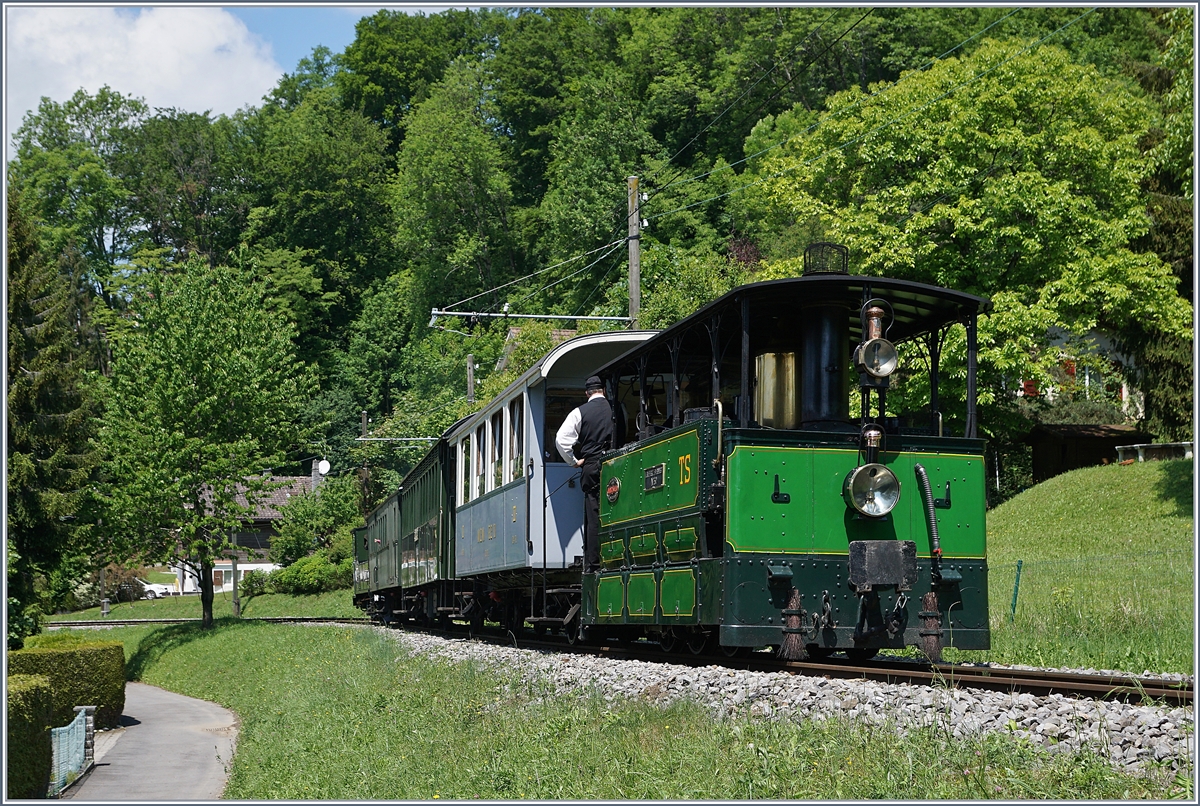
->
xmin=658 ymin=629 xmax=679 ymax=653
xmin=719 ymin=643 xmax=748 ymax=659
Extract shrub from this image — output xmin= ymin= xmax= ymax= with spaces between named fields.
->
xmin=269 ymin=553 xmax=352 ymax=595
xmin=8 ymin=642 xmax=126 ymax=728
xmin=240 ymin=569 xmax=269 ymax=598
xmin=6 ymin=595 xmax=39 ymax=650
xmin=7 ymin=674 xmax=52 ymax=799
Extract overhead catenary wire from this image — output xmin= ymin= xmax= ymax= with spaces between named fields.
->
xmin=643 ymin=8 xmax=1097 ymax=225
xmin=441 ymin=238 xmax=625 ymax=312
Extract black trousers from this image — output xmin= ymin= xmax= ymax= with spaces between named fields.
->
xmin=581 ymin=460 xmax=601 ymax=572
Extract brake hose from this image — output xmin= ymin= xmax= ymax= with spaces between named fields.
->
xmin=913 ymin=464 xmax=943 ymax=587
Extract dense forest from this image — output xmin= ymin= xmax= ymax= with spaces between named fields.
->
xmin=7 ymin=7 xmax=1193 ymax=635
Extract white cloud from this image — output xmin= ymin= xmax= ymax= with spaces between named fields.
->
xmin=5 ymin=6 xmax=283 ymax=141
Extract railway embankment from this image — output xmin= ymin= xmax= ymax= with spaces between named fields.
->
xmin=374 ymin=626 xmax=1194 ymax=777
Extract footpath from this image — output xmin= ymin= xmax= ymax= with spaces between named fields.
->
xmin=64 ymin=682 xmax=237 ymax=801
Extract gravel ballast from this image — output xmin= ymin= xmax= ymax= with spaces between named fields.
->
xmin=373 ymin=628 xmax=1194 ymax=776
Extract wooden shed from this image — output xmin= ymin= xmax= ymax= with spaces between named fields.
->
xmin=1025 ymin=424 xmax=1152 ymax=483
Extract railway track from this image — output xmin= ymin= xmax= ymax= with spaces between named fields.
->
xmin=458 ymin=629 xmax=1195 ymax=708
xmin=48 ymin=616 xmax=1191 ymax=707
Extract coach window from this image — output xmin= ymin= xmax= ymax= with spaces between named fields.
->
xmin=490 ymin=410 xmax=504 ymax=491
xmin=460 ymin=436 xmax=471 ymax=503
xmin=508 ymin=397 xmax=524 ymax=483
xmin=474 ymin=424 xmax=486 ymax=497
xmin=543 ymin=388 xmax=583 ymax=462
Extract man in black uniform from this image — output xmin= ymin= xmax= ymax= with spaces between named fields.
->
xmin=554 ymin=375 xmax=612 ymax=573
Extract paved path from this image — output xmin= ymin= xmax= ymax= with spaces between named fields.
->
xmin=65 ymin=682 xmax=237 ymax=801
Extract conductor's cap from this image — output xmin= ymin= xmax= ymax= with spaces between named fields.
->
xmin=584 ymin=375 xmax=604 ymax=391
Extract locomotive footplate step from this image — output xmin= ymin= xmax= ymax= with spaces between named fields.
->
xmin=436 ymin=607 xmax=461 ymax=614
xmin=526 ymin=617 xmax=566 ymax=625
xmin=543 ymin=588 xmax=581 ymax=595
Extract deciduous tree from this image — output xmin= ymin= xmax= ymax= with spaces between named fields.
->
xmin=99 ymin=260 xmax=314 ymax=627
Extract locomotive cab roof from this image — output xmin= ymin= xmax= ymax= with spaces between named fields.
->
xmin=595 ymin=274 xmax=991 ymax=378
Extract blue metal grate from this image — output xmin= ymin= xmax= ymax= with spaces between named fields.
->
xmin=48 ymin=709 xmax=88 ymax=796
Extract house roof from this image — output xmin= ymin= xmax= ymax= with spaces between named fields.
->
xmin=1024 ymin=424 xmax=1151 ymax=442
xmin=241 ymin=477 xmax=314 ymax=522
xmin=194 ymin=477 xmax=315 ymax=523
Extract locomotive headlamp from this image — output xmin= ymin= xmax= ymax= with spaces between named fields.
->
xmin=855 ymin=338 xmax=898 ymax=378
xmin=855 ymin=303 xmax=898 ymax=380
xmin=843 ymin=463 xmax=901 ymax=518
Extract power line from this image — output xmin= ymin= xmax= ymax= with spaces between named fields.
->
xmin=442 ymin=238 xmax=625 ymax=312
xmin=644 ymin=8 xmax=1096 ymax=225
xmin=509 ymin=239 xmax=628 ymax=307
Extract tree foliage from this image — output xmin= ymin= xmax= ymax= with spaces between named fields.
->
xmin=98 ymin=261 xmax=313 ymax=626
xmin=6 ymin=185 xmax=100 ymax=635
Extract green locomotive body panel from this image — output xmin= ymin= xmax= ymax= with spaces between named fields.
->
xmin=627 ymin=571 xmax=656 ymax=621
xmin=659 ymin=567 xmax=697 ymax=622
xmin=600 ymin=426 xmax=706 ymax=528
xmin=725 ymin=439 xmax=986 ymax=559
xmin=596 ymin=574 xmax=624 ymax=621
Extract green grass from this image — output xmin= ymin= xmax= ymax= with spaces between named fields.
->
xmin=57 ymin=621 xmax=1184 ymax=800
xmin=44 ymin=589 xmax=364 ymax=622
xmin=142 ymin=569 xmax=178 ymax=584
xmin=948 ymin=459 xmax=1193 ymax=673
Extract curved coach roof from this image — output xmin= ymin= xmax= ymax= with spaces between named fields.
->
xmin=594 ymin=274 xmax=991 ymax=376
xmin=444 ymin=330 xmax=656 ymax=441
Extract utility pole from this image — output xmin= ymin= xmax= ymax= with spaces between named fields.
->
xmin=627 ymin=176 xmax=641 ymax=329
xmin=467 ymin=354 xmax=475 ymax=403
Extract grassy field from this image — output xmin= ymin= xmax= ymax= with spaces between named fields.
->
xmin=56 ymin=620 xmax=1184 ymax=800
xmin=948 ymin=459 xmax=1194 ymax=673
xmin=44 ymin=588 xmax=363 ymax=621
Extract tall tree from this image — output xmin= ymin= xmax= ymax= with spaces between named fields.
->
xmin=244 ymin=88 xmax=396 ymax=375
xmin=336 ymin=8 xmax=508 ymax=151
xmin=6 ymin=185 xmax=100 ymax=643
xmin=99 ymin=260 xmax=313 ymax=627
xmin=118 ymin=109 xmax=251 ymax=265
xmin=10 ymin=87 xmax=147 ymax=302
xmin=391 ymin=60 xmax=520 ymax=320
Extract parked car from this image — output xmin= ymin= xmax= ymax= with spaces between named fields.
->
xmin=137 ymin=580 xmax=179 ymax=598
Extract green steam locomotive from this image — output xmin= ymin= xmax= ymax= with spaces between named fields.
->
xmin=356 ymin=243 xmax=991 ymax=661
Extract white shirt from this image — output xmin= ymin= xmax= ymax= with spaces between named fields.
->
xmin=555 ymin=407 xmax=583 ymax=465
xmin=554 ymin=390 xmax=605 ymax=465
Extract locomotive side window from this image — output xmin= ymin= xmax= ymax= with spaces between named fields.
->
xmin=460 ymin=436 xmax=471 ymax=503
xmin=491 ymin=410 xmax=504 ymax=490
xmin=543 ymin=389 xmax=582 ymax=462
xmin=475 ymin=424 xmax=486 ymax=497
xmin=508 ymin=397 xmax=524 ymax=483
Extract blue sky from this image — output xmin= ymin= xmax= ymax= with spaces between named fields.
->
xmin=227 ymin=6 xmax=369 ymax=74
xmin=226 ymin=6 xmax=463 ymax=76
xmin=4 ymin=5 xmax=461 ymax=155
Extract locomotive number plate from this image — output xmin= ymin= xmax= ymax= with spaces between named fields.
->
xmin=644 ymin=463 xmax=665 ymax=492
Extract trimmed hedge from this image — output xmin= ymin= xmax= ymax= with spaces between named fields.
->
xmin=8 ymin=642 xmax=126 ymax=728
xmin=270 ymin=554 xmax=352 ymax=595
xmin=7 ymin=674 xmax=52 ymax=799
